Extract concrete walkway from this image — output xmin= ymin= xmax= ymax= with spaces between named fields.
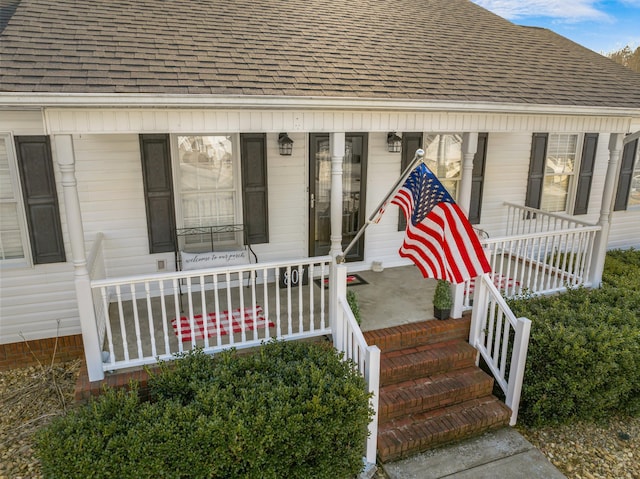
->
xmin=381 ymin=427 xmax=566 ymax=479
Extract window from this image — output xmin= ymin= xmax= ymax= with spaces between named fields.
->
xmin=140 ymin=133 xmax=269 ymax=254
xmin=541 ymin=134 xmax=578 ymax=212
xmin=423 ymin=134 xmax=462 ymax=200
xmin=526 ymin=133 xmax=597 ymax=215
xmin=175 ymin=135 xmax=239 ymax=245
xmin=0 ymin=135 xmax=29 ymax=264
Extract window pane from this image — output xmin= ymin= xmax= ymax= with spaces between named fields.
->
xmin=541 ymin=175 xmax=569 ymax=212
xmin=0 ymin=138 xmax=25 ymax=260
xmin=629 ymin=163 xmax=640 ymax=208
xmin=177 ymin=135 xmax=237 ymax=244
xmin=423 ymin=134 xmax=462 ymax=199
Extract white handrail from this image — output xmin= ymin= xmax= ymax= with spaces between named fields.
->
xmin=333 ymin=265 xmax=380 ymax=467
xmin=469 ymin=274 xmax=531 ymax=425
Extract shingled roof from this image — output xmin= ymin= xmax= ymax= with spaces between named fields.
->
xmin=2 ymin=0 xmax=640 ymax=109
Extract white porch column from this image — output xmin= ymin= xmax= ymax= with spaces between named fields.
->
xmin=458 ymin=132 xmax=478 ymax=215
xmin=589 ymin=133 xmax=624 ymax=288
xmin=54 ymin=135 xmax=104 ymax=382
xmin=451 ymin=132 xmax=479 ymax=318
xmin=329 ymin=133 xmax=345 ymax=258
xmin=328 ymin=133 xmax=345 ymax=336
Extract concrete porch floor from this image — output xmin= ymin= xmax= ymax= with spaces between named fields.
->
xmin=348 ymin=265 xmax=438 ymax=332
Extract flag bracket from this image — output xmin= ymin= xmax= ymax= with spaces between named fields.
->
xmin=337 ymin=148 xmax=425 ymax=263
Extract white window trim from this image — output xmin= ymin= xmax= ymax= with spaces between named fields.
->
xmin=626 ymin=140 xmax=640 ymax=210
xmin=0 ymin=132 xmax=33 ymax=268
xmin=170 ymin=134 xmax=244 ymax=246
xmin=424 ymin=132 xmax=463 ymax=201
xmin=541 ymin=132 xmax=584 ymax=214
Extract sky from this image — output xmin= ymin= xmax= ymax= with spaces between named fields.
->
xmin=471 ymin=0 xmax=640 ymax=54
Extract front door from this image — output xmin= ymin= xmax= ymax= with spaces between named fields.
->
xmin=309 ymin=133 xmax=368 ymax=261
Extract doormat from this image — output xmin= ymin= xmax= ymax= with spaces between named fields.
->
xmin=314 ymin=273 xmax=369 ymax=289
xmin=171 ymin=305 xmax=273 ymax=342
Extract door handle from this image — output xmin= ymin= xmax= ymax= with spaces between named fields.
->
xmin=310 ymin=193 xmax=315 ymax=209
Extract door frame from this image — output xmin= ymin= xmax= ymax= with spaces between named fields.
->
xmin=308 ymin=133 xmax=368 ymax=261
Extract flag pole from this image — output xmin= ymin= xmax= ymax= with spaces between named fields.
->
xmin=337 ymin=148 xmax=425 ymax=263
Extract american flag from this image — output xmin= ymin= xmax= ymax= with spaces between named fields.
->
xmin=390 ymin=163 xmax=490 ymax=283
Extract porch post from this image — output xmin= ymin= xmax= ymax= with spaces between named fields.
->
xmin=328 ymin=133 xmax=345 ymax=335
xmin=589 ymin=133 xmax=623 ymax=288
xmin=54 ymin=135 xmax=104 ymax=381
xmin=458 ymin=132 xmax=478 ymax=215
xmin=451 ymin=132 xmax=478 ymax=318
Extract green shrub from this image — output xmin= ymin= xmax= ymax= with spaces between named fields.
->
xmin=37 ymin=341 xmax=373 ymax=479
xmin=509 ymin=249 xmax=640 ymax=426
xmin=347 ymin=289 xmax=361 ymax=325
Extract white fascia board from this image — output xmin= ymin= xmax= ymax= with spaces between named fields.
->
xmin=1 ymin=92 xmax=640 ymax=117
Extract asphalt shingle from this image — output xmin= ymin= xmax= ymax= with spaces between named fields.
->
xmin=1 ymin=0 xmax=640 ymax=108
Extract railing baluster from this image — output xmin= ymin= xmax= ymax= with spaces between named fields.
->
xmin=129 ymin=284 xmax=144 ymax=359
xmin=262 ymin=267 xmax=270 ymax=340
xmin=101 ymin=287 xmax=116 ymax=366
xmin=275 ymin=267 xmax=282 ymax=338
xmin=309 ymin=263 xmax=315 ymax=332
xmin=186 ymin=278 xmax=197 ymax=347
xmin=213 ymin=274 xmax=222 ymax=346
xmin=201 ymin=274 xmax=209 ymax=349
xmin=286 ymin=266 xmax=293 ymax=335
xmin=298 ymin=265 xmax=304 ymax=334
xmin=225 ymin=272 xmax=233 ymax=345
xmin=239 ymin=271 xmax=246 ymax=343
xmin=172 ymin=279 xmax=183 ymax=353
xmin=144 ymin=282 xmax=157 ymax=358
xmin=250 ymin=270 xmax=258 ymax=342
xmin=115 ymin=285 xmax=129 ymax=362
xmin=159 ymin=281 xmax=170 ymax=355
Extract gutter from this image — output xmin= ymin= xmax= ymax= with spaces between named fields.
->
xmin=1 ymin=92 xmax=640 ymax=118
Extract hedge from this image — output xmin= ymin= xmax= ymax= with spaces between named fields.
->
xmin=36 ymin=340 xmax=373 ymax=478
xmin=508 ymin=249 xmax=640 ymax=426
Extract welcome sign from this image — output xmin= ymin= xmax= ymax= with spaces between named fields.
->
xmin=180 ymin=250 xmax=249 ymax=270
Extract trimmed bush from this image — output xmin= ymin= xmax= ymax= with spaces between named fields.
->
xmin=36 ymin=340 xmax=373 ymax=479
xmin=509 ymin=249 xmax=640 ymax=426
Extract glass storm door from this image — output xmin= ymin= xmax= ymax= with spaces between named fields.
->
xmin=309 ymin=133 xmax=367 ymax=261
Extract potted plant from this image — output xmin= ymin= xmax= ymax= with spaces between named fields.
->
xmin=433 ymin=279 xmax=452 ymax=320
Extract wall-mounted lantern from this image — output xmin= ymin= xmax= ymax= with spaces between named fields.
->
xmin=278 ymin=133 xmax=294 ymax=156
xmin=387 ymin=132 xmax=402 ymax=152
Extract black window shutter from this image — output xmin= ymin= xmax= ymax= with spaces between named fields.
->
xmin=240 ymin=133 xmax=269 ymax=244
xmin=139 ymin=134 xmax=176 ymax=253
xmin=573 ymin=133 xmax=598 ymax=215
xmin=398 ymin=133 xmax=423 ymax=231
xmin=14 ymin=136 xmax=66 ymax=264
xmin=614 ymin=138 xmax=639 ymax=211
xmin=525 ymin=133 xmax=548 ymax=209
xmin=468 ymin=133 xmax=488 ymax=224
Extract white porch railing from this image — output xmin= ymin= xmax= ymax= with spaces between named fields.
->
xmin=462 ymin=204 xmax=601 ymax=308
xmin=87 ymin=233 xmax=107 ymax=347
xmin=91 ymin=256 xmax=332 ymax=371
xmin=469 ymin=274 xmax=531 ymax=425
xmin=332 ymin=264 xmax=381 ymax=468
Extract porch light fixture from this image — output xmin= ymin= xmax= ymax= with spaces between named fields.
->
xmin=387 ymin=132 xmax=402 ymax=152
xmin=278 ymin=133 xmax=294 ymax=156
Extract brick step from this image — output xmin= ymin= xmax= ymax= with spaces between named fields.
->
xmin=380 ymin=339 xmax=477 ymax=386
xmin=377 ymin=396 xmax=512 ymax=463
xmin=364 ymin=316 xmax=471 ymax=353
xmin=378 ymin=367 xmax=494 ymax=424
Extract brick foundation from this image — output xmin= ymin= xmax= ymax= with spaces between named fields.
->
xmin=74 ymin=361 xmax=164 ymax=403
xmin=0 ymin=334 xmax=85 ymax=371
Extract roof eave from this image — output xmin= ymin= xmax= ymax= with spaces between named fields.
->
xmin=1 ymin=92 xmax=639 ymax=117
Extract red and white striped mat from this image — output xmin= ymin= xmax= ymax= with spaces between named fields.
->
xmin=467 ymin=275 xmax=520 ymax=294
xmin=171 ymin=305 xmax=272 ymax=342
